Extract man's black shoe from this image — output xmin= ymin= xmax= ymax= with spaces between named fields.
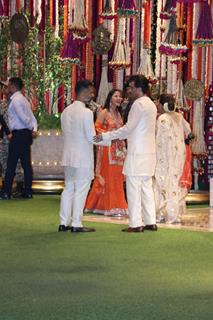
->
xmin=58 ymin=225 xmax=71 ymax=232
xmin=22 ymin=193 xmax=33 ymax=199
xmin=122 ymin=226 xmax=144 ymax=232
xmin=144 ymin=224 xmax=158 ymax=231
xmin=71 ymin=227 xmax=96 ymax=233
xmin=0 ymin=192 xmax=11 ymax=200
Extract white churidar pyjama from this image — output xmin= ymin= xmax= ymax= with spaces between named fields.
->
xmin=59 ymin=167 xmax=92 ymax=227
xmin=126 ymin=176 xmax=156 ymax=228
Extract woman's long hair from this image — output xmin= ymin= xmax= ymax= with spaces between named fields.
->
xmin=103 ymin=89 xmax=123 ymax=113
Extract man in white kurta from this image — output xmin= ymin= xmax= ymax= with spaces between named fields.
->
xmin=94 ymin=75 xmax=157 ymax=232
xmin=59 ymin=80 xmax=106 ymax=233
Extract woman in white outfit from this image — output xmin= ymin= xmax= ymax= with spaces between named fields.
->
xmin=154 ymin=94 xmax=192 ymax=224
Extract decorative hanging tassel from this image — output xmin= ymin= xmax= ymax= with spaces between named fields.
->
xmin=175 ymin=78 xmax=190 ymax=111
xmin=160 ymin=0 xmax=177 ymax=20
xmin=159 ymin=13 xmax=188 ymax=56
xmin=60 ymin=29 xmax=80 ymax=64
xmin=137 ymin=48 xmax=157 ymax=83
xmin=70 ymin=0 xmax=89 ymax=42
xmin=54 ymin=0 xmax=59 ymax=37
xmin=192 ymin=100 xmax=208 ymax=159
xmin=36 ymin=0 xmax=42 ymax=25
xmin=117 ymin=0 xmax=138 ymax=18
xmin=177 ymin=0 xmax=202 ymax=3
xmin=99 ymin=0 xmax=116 ymax=20
xmin=0 ymin=0 xmax=4 ymax=16
xmin=192 ymin=1 xmax=213 ymax=47
xmin=97 ymin=55 xmax=111 ymax=106
xmin=109 ymin=17 xmax=131 ymax=69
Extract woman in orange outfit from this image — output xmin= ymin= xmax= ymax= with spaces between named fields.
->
xmin=85 ymin=89 xmax=128 ymax=216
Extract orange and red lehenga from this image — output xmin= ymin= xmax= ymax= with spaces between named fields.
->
xmin=85 ymin=110 xmax=128 ymax=216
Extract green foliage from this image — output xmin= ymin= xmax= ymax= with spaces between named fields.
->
xmin=0 ymin=19 xmax=11 ymax=76
xmin=0 ymin=12 xmax=72 ymax=129
xmin=34 ymin=109 xmax=61 ymax=130
xmin=18 ymin=25 xmax=40 ymax=98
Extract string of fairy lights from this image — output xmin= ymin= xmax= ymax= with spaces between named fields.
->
xmin=32 ymin=131 xmax=62 ymax=167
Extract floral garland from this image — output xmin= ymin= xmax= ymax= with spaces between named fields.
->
xmin=109 ymin=17 xmax=131 ymax=70
xmin=192 ymin=1 xmax=213 ymax=47
xmin=117 ymin=0 xmax=138 ymax=18
xmin=159 ymin=42 xmax=188 ymax=55
xmin=155 ymin=0 xmax=163 ymax=78
xmin=60 ymin=29 xmax=80 ymax=64
xmin=70 ymin=0 xmax=89 ymax=43
xmin=99 ymin=0 xmax=116 ymax=20
xmin=170 ymin=56 xmax=187 ymax=64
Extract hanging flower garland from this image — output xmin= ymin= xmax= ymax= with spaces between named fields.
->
xmin=60 ymin=29 xmax=80 ymax=64
xmin=97 ymin=55 xmax=111 ymax=106
xmin=155 ymin=0 xmax=163 ymax=78
xmin=192 ymin=99 xmax=208 ymax=159
xmin=159 ymin=14 xmax=188 ymax=56
xmin=160 ymin=0 xmax=177 ymax=20
xmin=99 ymin=0 xmax=116 ymax=20
xmin=177 ymin=0 xmax=203 ymax=3
xmin=109 ymin=17 xmax=131 ymax=70
xmin=36 ymin=0 xmax=42 ymax=25
xmin=137 ymin=48 xmax=157 ymax=83
xmin=117 ymin=0 xmax=138 ymax=18
xmin=175 ymin=78 xmax=190 ymax=111
xmin=0 ymin=0 xmax=7 ymax=18
xmin=70 ymin=0 xmax=89 ymax=42
xmin=192 ymin=1 xmax=213 ymax=47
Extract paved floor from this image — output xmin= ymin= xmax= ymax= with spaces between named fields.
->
xmin=84 ymin=207 xmax=213 ymax=232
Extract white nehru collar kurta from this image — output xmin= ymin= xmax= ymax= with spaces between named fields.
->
xmin=61 ymin=100 xmax=96 ymax=180
xmin=102 ymin=96 xmax=157 ymax=176
xmin=61 ymin=100 xmax=109 ymax=181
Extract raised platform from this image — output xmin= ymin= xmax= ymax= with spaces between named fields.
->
xmin=32 ymin=179 xmax=210 ymax=205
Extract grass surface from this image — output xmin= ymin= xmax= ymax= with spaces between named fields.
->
xmin=0 ymin=195 xmax=213 ymax=320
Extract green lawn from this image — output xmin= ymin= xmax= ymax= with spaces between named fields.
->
xmin=0 ymin=195 xmax=213 ymax=320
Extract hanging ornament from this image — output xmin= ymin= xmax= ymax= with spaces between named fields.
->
xmin=99 ymin=0 xmax=116 ymax=20
xmin=60 ymin=29 xmax=80 ymax=64
xmin=160 ymin=0 xmax=177 ymax=20
xmin=192 ymin=1 xmax=213 ymax=47
xmin=184 ymin=79 xmax=205 ymax=101
xmin=9 ymin=13 xmax=29 ymax=44
xmin=159 ymin=14 xmax=188 ymax=56
xmin=92 ymin=24 xmax=112 ymax=55
xmin=117 ymin=0 xmax=138 ymax=18
xmin=137 ymin=48 xmax=157 ymax=84
xmin=175 ymin=78 xmax=190 ymax=111
xmin=70 ymin=0 xmax=89 ymax=42
xmin=109 ymin=18 xmax=131 ymax=69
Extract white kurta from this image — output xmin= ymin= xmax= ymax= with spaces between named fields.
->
xmin=102 ymin=96 xmax=157 ymax=176
xmin=154 ymin=112 xmax=191 ymax=223
xmin=61 ymin=100 xmax=96 ymax=179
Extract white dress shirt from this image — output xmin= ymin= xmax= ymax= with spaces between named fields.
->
xmin=8 ymin=91 xmax=37 ymax=131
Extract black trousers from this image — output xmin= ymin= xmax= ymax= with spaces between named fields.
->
xmin=4 ymin=129 xmax=33 ymax=195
